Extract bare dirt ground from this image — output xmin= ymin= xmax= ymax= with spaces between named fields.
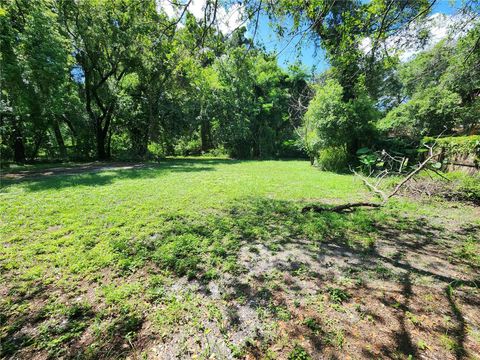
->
xmin=133 ymin=205 xmax=480 ymax=359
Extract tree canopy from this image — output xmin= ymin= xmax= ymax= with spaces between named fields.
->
xmin=1 ymin=0 xmax=479 ymax=166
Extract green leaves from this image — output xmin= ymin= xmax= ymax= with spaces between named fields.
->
xmin=301 ymin=78 xmax=377 ymax=166
xmin=380 ymin=86 xmax=462 ymax=138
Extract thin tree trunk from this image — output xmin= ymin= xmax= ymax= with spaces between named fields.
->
xmin=62 ymin=115 xmax=77 ymax=137
xmin=53 ymin=119 xmax=67 ymax=158
xmin=200 ymin=100 xmax=212 ymax=153
xmin=96 ymin=123 xmax=107 ymax=160
xmin=106 ymin=126 xmax=112 ymax=159
xmin=29 ymin=133 xmax=43 ymax=162
xmin=200 ymin=119 xmax=212 ymax=152
xmin=12 ymin=120 xmax=26 ymax=163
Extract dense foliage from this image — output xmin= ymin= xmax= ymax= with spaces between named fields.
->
xmin=299 ymin=19 xmax=480 ymax=168
xmin=1 ymin=0 xmax=479 ymax=169
xmin=379 ymin=28 xmax=480 ymax=139
xmin=0 ymin=0 xmax=309 ymax=163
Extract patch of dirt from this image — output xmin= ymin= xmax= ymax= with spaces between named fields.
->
xmin=401 ymin=177 xmax=480 ymax=206
xmin=2 ymin=202 xmax=478 ymax=359
xmin=135 ymin=212 xmax=480 ymax=359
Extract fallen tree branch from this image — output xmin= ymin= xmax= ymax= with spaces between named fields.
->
xmin=387 ymin=150 xmax=437 ymax=200
xmin=301 ymin=202 xmax=382 ymax=213
xmin=352 ymin=169 xmax=388 ymax=203
xmin=301 ymin=141 xmax=441 ymax=214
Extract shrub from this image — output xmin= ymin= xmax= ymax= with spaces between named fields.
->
xmin=174 ymin=137 xmax=202 ymax=156
xmin=147 ymin=143 xmax=166 ymax=159
xmin=455 ymin=173 xmax=480 ymax=204
xmin=278 ymin=139 xmax=306 ymax=158
xmin=317 ymin=146 xmax=349 ymax=172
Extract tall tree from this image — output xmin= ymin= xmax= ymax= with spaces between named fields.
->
xmin=1 ymin=0 xmax=73 ymax=162
xmin=58 ymin=0 xmax=164 ymax=159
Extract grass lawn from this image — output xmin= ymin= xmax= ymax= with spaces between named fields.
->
xmin=1 ymin=159 xmax=479 ymax=359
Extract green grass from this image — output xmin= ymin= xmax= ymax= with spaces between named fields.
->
xmin=0 ymin=159 xmax=369 ymax=282
xmin=0 ymin=158 xmax=478 ymax=357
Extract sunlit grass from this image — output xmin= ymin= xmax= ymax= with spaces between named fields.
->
xmin=0 ymin=159 xmax=478 ymax=358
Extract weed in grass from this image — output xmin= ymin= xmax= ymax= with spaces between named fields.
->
xmin=330 ymin=328 xmax=345 ymax=349
xmin=330 ymin=303 xmax=347 ymax=313
xmin=440 ymin=334 xmax=461 ymax=353
xmin=374 ymin=264 xmax=394 ymax=280
xmin=320 ymin=319 xmax=346 ymax=349
xmin=327 ymin=287 xmax=350 ymax=304
xmin=207 ymin=303 xmax=223 ymax=324
xmin=304 ymin=293 xmax=325 ymax=313
xmin=268 ymin=303 xmax=291 ymax=321
xmin=102 ymin=282 xmax=143 ymax=305
xmin=153 ymin=292 xmax=201 ymax=333
xmin=354 ymin=304 xmax=375 ymax=322
xmin=454 ymin=235 xmax=480 ymax=267
xmin=417 ymin=339 xmax=429 ymax=350
xmin=304 ymin=317 xmax=321 ymax=333
xmin=267 ymin=242 xmax=281 ymax=252
xmin=288 ymin=345 xmax=312 ymax=360
xmin=291 ymin=262 xmax=310 ymax=278
xmin=405 ymin=311 xmax=420 ymax=325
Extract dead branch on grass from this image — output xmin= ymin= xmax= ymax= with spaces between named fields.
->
xmin=302 ymin=141 xmax=440 ymax=213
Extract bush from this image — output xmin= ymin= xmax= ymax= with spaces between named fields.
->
xmin=316 ymin=146 xmax=349 ymax=172
xmin=278 ymin=139 xmax=306 ymax=158
xmin=147 ymin=143 xmax=166 ymax=160
xmin=455 ymin=173 xmax=480 ymax=204
xmin=201 ymin=146 xmax=229 ymax=158
xmin=174 ymin=137 xmax=202 ymax=156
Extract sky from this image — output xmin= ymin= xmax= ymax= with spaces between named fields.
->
xmin=249 ymin=0 xmax=463 ymax=74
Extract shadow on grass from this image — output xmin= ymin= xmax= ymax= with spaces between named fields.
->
xmin=0 ymin=158 xmax=242 ymax=192
xmin=1 ymin=197 xmax=478 ymax=358
xmin=203 ymin=199 xmax=479 ymax=358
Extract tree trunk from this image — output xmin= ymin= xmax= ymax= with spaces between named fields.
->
xmin=29 ymin=133 xmax=43 ymax=162
xmin=138 ymin=129 xmax=148 ymax=158
xmin=13 ymin=122 xmax=26 ymax=163
xmin=53 ymin=120 xmax=67 ymax=158
xmin=200 ymin=119 xmax=212 ymax=153
xmin=107 ymin=126 xmax=112 ymax=159
xmin=96 ymin=126 xmax=107 ymax=160
xmin=96 ymin=111 xmax=113 ymax=160
xmin=62 ymin=115 xmax=77 ymax=138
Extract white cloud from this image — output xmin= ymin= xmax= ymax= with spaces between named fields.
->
xmin=156 ymin=0 xmax=179 ymax=19
xmin=156 ymin=0 xmax=246 ymax=35
xmin=361 ymin=12 xmax=475 ymax=62
xmin=216 ymin=3 xmax=246 ymax=35
xmin=188 ymin=0 xmax=206 ymax=20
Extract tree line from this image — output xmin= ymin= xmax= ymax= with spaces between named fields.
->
xmin=1 ymin=0 xmax=479 ymax=167
xmin=0 ymin=0 xmax=309 ymax=163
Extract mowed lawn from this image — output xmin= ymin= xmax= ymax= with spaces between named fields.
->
xmin=1 ymin=159 xmax=479 ymax=359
